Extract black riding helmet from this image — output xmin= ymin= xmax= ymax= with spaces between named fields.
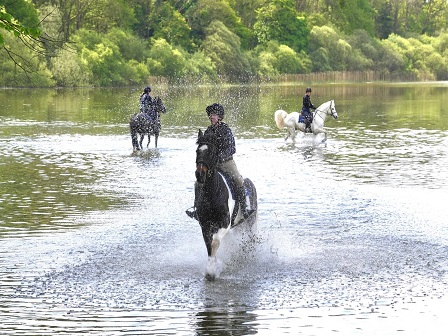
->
xmin=206 ymin=103 xmax=224 ymax=119
xmin=306 ymin=87 xmax=312 ymax=93
xmin=144 ymin=86 xmax=151 ymax=93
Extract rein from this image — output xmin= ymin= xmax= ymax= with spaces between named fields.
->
xmin=312 ymin=100 xmax=334 ymax=121
xmin=196 ymin=141 xmax=218 ymax=179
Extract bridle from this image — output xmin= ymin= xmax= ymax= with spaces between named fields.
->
xmin=313 ymin=100 xmax=336 ymax=121
xmin=196 ymin=141 xmax=218 ymax=182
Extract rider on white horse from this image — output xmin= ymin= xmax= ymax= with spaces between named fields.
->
xmin=186 ymin=103 xmax=255 ymax=221
xmin=301 ymin=87 xmax=316 ymax=132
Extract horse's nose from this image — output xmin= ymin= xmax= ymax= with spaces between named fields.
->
xmin=196 ymin=163 xmax=208 ymax=173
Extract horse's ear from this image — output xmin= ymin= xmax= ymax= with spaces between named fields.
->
xmin=197 ymin=129 xmax=203 ymax=143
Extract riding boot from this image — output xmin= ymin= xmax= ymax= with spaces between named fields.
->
xmin=186 ymin=182 xmax=199 ymax=221
xmin=237 ymin=186 xmax=255 ymax=220
xmin=186 ymin=207 xmax=198 ymax=220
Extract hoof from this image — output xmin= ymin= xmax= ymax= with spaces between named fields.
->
xmin=205 ymin=273 xmax=216 ymax=281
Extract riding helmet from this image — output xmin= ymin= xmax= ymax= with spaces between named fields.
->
xmin=144 ymin=86 xmax=151 ymax=93
xmin=306 ymin=87 xmax=312 ymax=93
xmin=206 ymin=103 xmax=224 ymax=118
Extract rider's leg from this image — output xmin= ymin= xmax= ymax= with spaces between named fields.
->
xmin=186 ymin=181 xmax=199 ymax=220
xmin=305 ymin=115 xmax=312 ymax=132
xmin=218 ymin=159 xmax=254 ymax=219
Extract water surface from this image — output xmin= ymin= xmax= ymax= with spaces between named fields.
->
xmin=1 ymin=83 xmax=447 ymax=335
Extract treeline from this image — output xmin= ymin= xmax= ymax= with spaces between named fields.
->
xmin=1 ymin=0 xmax=448 ymax=87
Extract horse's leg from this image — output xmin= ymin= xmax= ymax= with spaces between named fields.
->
xmin=205 ymin=238 xmax=221 ymax=281
xmin=210 ymin=238 xmax=220 ymax=257
xmin=146 ymin=133 xmax=151 ymax=148
xmin=154 ymin=133 xmax=159 ymax=148
xmin=131 ymin=130 xmax=138 ymax=150
xmin=139 ymin=134 xmax=144 ymax=150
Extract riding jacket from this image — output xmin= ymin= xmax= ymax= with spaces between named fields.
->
xmin=140 ymin=93 xmax=155 ymax=121
xmin=204 ymin=121 xmax=236 ymax=163
xmin=301 ymin=94 xmax=316 ymax=117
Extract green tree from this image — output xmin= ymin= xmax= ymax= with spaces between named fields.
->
xmin=185 ymin=0 xmax=252 ymax=49
xmin=0 ymin=30 xmax=54 ymax=86
xmin=375 ymin=0 xmax=394 ymax=39
xmin=149 ymin=2 xmax=194 ymax=52
xmin=50 ymin=45 xmax=91 ymax=86
xmin=253 ymin=0 xmax=309 ymax=53
xmin=74 ymin=29 xmax=146 ymax=86
xmin=420 ymin=0 xmax=448 ymax=35
xmin=341 ymin=0 xmax=375 ymax=35
xmin=200 ymin=20 xmax=252 ymax=80
xmin=309 ymin=25 xmax=351 ymax=70
xmin=184 ymin=50 xmax=216 ymax=79
xmin=106 ymin=28 xmax=149 ymax=62
xmin=0 ymin=2 xmax=53 ymax=84
xmin=146 ymin=38 xmax=187 ymax=79
xmin=128 ymin=0 xmax=153 ymax=38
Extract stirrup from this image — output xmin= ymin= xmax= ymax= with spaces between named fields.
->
xmin=186 ymin=207 xmax=198 ymax=220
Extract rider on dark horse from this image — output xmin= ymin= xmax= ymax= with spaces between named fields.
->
xmin=301 ymin=87 xmax=316 ymax=132
xmin=186 ymin=103 xmax=255 ymax=221
xmin=140 ymin=86 xmax=157 ymax=122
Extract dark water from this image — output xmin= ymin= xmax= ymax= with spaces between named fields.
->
xmin=1 ymin=83 xmax=448 ymax=335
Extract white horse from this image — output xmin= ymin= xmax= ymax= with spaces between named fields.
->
xmin=274 ymin=99 xmax=338 ymax=141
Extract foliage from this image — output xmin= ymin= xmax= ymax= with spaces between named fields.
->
xmin=146 ymin=38 xmax=187 ymax=79
xmin=184 ymin=0 xmax=253 ymax=50
xmin=0 ymin=3 xmax=41 ymax=46
xmin=252 ymin=40 xmax=311 ymax=76
xmin=201 ymin=20 xmax=252 ymax=81
xmin=106 ymin=28 xmax=149 ymax=62
xmin=50 ymin=45 xmax=91 ymax=86
xmin=148 ymin=2 xmax=194 ymax=52
xmin=0 ymin=30 xmax=54 ymax=86
xmin=184 ymin=50 xmax=216 ymax=79
xmin=253 ymin=0 xmax=309 ymax=53
xmin=72 ymin=29 xmax=148 ymax=86
xmin=309 ymin=26 xmax=352 ymax=71
xmin=2 ymin=0 xmax=448 ymax=86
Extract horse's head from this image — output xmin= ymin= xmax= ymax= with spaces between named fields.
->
xmin=195 ymin=129 xmax=219 ymax=183
xmin=153 ymin=96 xmax=167 ymax=114
xmin=328 ymin=100 xmax=338 ymax=119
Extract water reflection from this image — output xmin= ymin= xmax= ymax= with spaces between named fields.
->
xmin=195 ymin=306 xmax=257 ymax=335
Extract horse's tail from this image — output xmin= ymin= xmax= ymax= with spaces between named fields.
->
xmin=274 ymin=110 xmax=288 ymax=129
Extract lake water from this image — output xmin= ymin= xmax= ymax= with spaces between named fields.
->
xmin=1 ymin=82 xmax=448 ymax=335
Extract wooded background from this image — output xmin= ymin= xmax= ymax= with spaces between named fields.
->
xmin=1 ymin=0 xmax=447 ymax=87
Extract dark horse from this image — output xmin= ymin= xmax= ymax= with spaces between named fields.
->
xmin=194 ymin=129 xmax=257 ymax=280
xmin=130 ymin=96 xmax=166 ymax=150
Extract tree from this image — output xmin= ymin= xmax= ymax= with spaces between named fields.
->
xmin=0 ymin=3 xmax=50 ymax=82
xmin=185 ymin=0 xmax=252 ymax=49
xmin=375 ymin=0 xmax=394 ymax=39
xmin=253 ymin=0 xmax=309 ymax=53
xmin=200 ymin=20 xmax=252 ymax=80
xmin=0 ymin=4 xmax=41 ymax=46
xmin=149 ymin=2 xmax=194 ymax=52
xmin=146 ymin=38 xmax=187 ymax=79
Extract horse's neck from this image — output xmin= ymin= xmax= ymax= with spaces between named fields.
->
xmin=313 ymin=102 xmax=330 ymax=124
xmin=205 ymin=170 xmax=223 ymax=192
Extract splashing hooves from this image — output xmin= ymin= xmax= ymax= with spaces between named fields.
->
xmin=205 ymin=273 xmax=216 ymax=281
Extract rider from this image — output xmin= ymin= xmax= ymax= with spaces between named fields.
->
xmin=301 ymin=87 xmax=316 ymax=132
xmin=186 ymin=103 xmax=255 ymax=221
xmin=139 ymin=86 xmax=155 ymax=121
